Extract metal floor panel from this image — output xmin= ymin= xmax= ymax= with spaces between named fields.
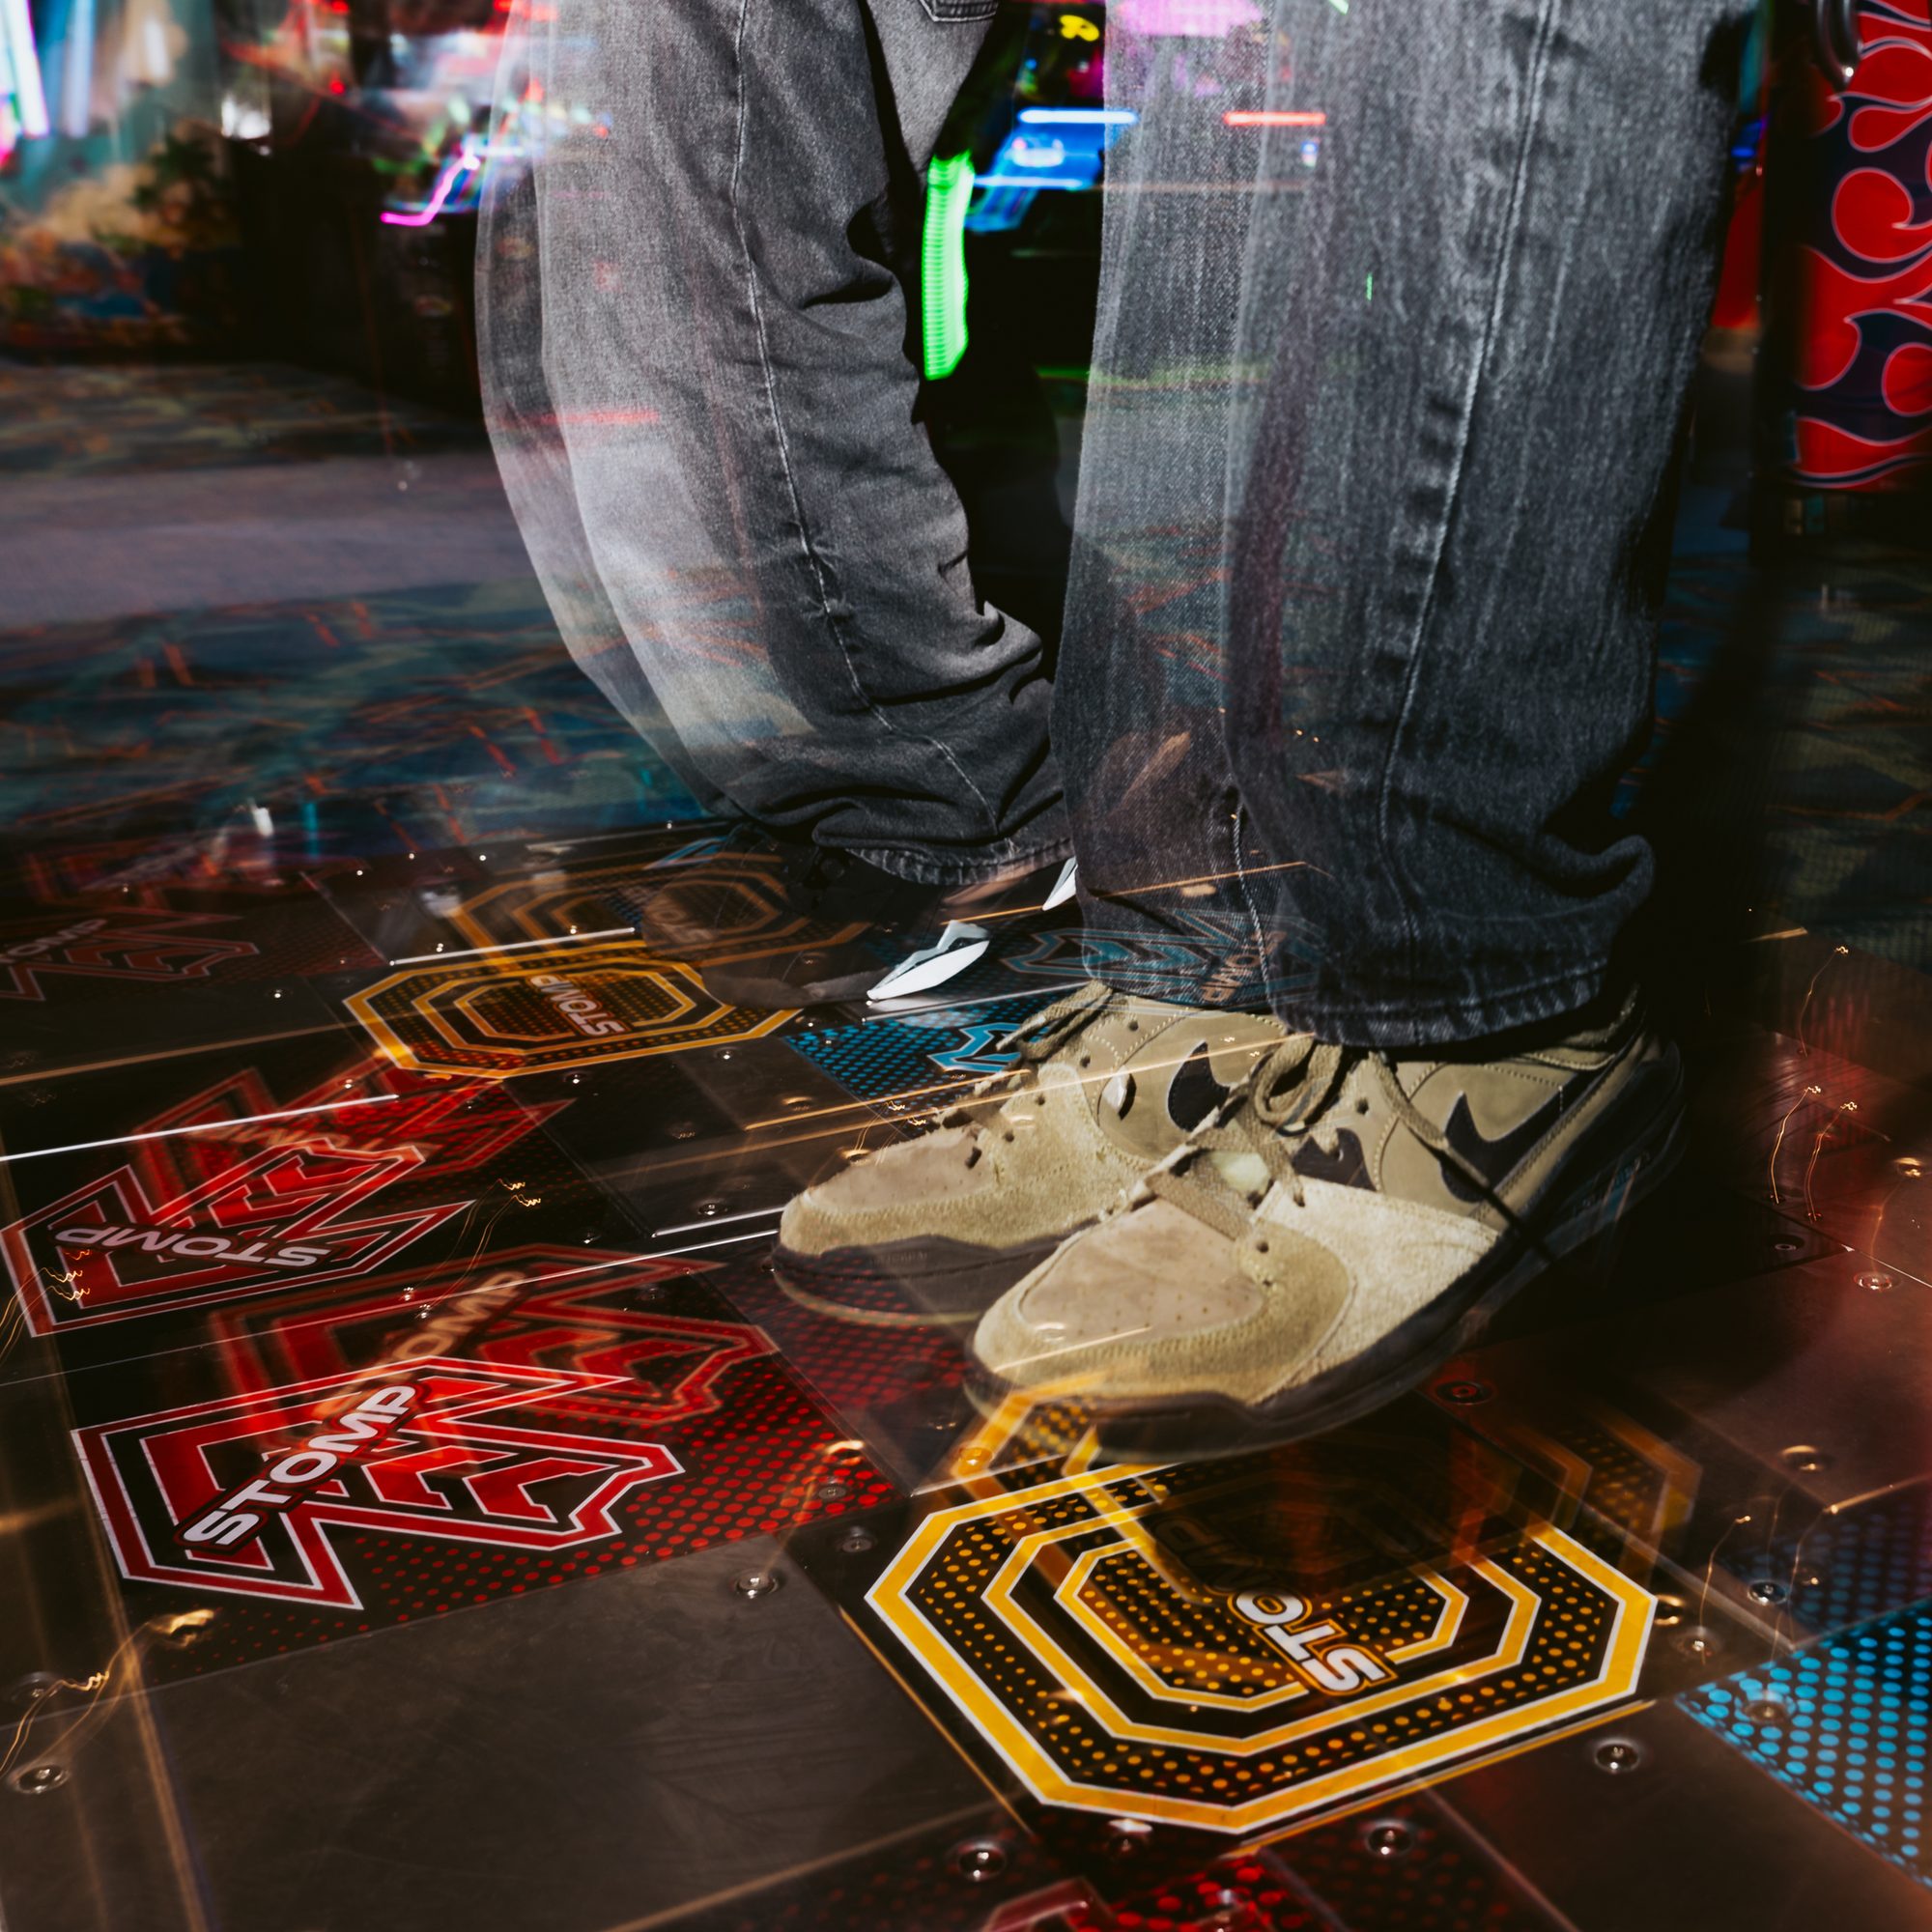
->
xmin=4 ymin=355 xmax=1932 ymax=1928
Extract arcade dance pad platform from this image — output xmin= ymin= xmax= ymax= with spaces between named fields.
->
xmin=0 ymin=821 xmax=1929 ymax=1932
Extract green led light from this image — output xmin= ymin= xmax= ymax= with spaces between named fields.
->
xmin=923 ymin=152 xmax=975 ymax=382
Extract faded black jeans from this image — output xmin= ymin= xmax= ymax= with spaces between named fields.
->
xmin=479 ymin=0 xmax=1065 ymax=888
xmin=482 ymin=0 xmax=1754 ymax=1041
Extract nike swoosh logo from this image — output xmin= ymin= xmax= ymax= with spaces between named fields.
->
xmin=1167 ymin=1040 xmax=1236 ymax=1133
xmin=1439 ymin=1087 xmax=1568 ymax=1201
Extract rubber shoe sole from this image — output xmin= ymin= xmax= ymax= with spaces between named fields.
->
xmin=773 ymin=1232 xmax=1069 ymax=1329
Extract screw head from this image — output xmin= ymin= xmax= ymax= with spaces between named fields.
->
xmin=1435 ymin=1379 xmax=1492 ymax=1406
xmin=1104 ymin=1818 xmax=1153 ymax=1858
xmin=815 ymin=1481 xmax=851 ymax=1503
xmin=1362 ymin=1821 xmax=1413 ymax=1858
xmin=7 ymin=1673 xmax=61 ymax=1712
xmin=731 ymin=1569 xmax=781 ymax=1600
xmin=1857 ymin=1271 xmax=1894 ymax=1293
xmin=1651 ymin=1594 xmax=1689 ymax=1629
xmin=1772 ymin=1236 xmax=1803 ymax=1254
xmin=11 ymin=1765 xmax=65 ymax=1796
xmin=1674 ymin=1624 xmax=1724 ymax=1662
xmin=1747 ymin=1578 xmax=1789 ymax=1605
xmin=1783 ymin=1444 xmax=1832 ymax=1474
xmin=1595 ymin=1740 xmax=1642 ymax=1775
xmin=1746 ymin=1697 xmax=1792 ymax=1725
xmin=838 ymin=1528 xmax=875 ymax=1555
xmin=952 ymin=1839 xmax=1008 ymax=1883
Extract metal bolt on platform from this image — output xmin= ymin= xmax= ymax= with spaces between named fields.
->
xmin=1674 ymin=1626 xmax=1724 ymax=1662
xmin=731 ymin=1569 xmax=781 ymax=1600
xmin=1362 ymin=1821 xmax=1413 ymax=1858
xmin=10 ymin=1766 xmax=65 ymax=1796
xmin=1782 ymin=1444 xmax=1832 ymax=1473
xmin=1746 ymin=1698 xmax=1792 ymax=1725
xmin=1594 ymin=1741 xmax=1643 ymax=1775
xmin=7 ymin=1674 xmax=61 ymax=1711
xmin=815 ymin=1481 xmax=851 ymax=1502
xmin=952 ymin=1840 xmax=1008 ymax=1883
xmin=1747 ymin=1578 xmax=1790 ymax=1605
xmin=1856 ymin=1271 xmax=1894 ymax=1293
xmin=1435 ymin=1379 xmax=1492 ymax=1406
xmin=838 ymin=1528 xmax=875 ymax=1555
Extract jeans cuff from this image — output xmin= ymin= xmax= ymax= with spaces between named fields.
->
xmin=1270 ymin=960 xmax=1622 ymax=1052
xmin=849 ymin=833 xmax=1075 ymax=891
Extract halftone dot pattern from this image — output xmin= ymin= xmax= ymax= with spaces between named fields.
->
xmin=1547 ymin=1416 xmax=1675 ymax=1549
xmin=1071 ymin=1545 xmax=1446 ymax=1702
xmin=1713 ymin=1483 xmax=1932 ymax=1637
xmin=1679 ymin=1603 xmax=1932 ymax=1889
xmin=1279 ymin=1800 xmax=1567 ymax=1931
xmin=140 ymin=1352 xmax=895 ymax=1681
xmin=1056 ymin=1850 xmax=1331 ymax=1932
xmin=714 ymin=1260 xmax=972 ymax=1420
xmin=892 ymin=1463 xmax=1626 ymax=1813
xmin=84 ymin=1250 xmax=902 ymax=1683
xmin=782 ymin=997 xmax=1039 ymax=1101
xmin=685 ymin=1806 xmax=1559 ymax=1930
xmin=768 ymin=1250 xmax=936 ymax=1323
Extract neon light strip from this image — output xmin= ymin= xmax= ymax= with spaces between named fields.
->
xmin=653 ymin=1205 xmax=783 ymax=1237
xmin=977 ymin=175 xmax=1091 ymax=189
xmin=1223 ymin=109 xmax=1326 ymax=128
xmin=0 ymin=1094 xmax=400 ymax=1166
xmin=379 ymin=150 xmax=480 ymax=228
xmin=642 ymin=1226 xmax=778 ymax=1260
xmin=1017 ymin=107 xmax=1137 ymax=125
xmin=58 ymin=0 xmax=91 ymax=136
xmin=922 ymin=151 xmax=975 ymax=381
xmin=387 ymin=927 xmax=633 ymax=967
xmin=0 ymin=0 xmax=49 ymax=139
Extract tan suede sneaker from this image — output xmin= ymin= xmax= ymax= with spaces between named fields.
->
xmin=774 ymin=982 xmax=1285 ymax=1324
xmin=971 ymin=995 xmax=1684 ymax=1452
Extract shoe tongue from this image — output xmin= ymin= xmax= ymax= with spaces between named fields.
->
xmin=1208 ymin=1149 xmax=1271 ymax=1197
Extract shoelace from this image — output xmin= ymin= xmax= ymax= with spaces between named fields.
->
xmin=1130 ymin=1036 xmax=1497 ymax=1241
xmin=931 ymin=980 xmax=1119 ymax=1165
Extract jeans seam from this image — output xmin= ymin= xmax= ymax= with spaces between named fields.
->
xmin=1229 ymin=797 xmax=1272 ymax=988
xmin=1371 ymin=0 xmax=1562 ymax=997
xmin=724 ymin=1 xmax=1005 ymax=847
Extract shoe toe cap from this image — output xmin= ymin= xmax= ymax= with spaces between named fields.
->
xmin=973 ymin=1201 xmax=1357 ymax=1407
xmin=974 ymin=1202 xmax=1263 ymax=1393
xmin=779 ymin=1127 xmax=988 ymax=1257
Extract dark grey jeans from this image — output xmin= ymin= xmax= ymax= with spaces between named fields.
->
xmin=483 ymin=0 xmax=1753 ymax=1040
xmin=1061 ymin=0 xmax=1755 ymax=1044
xmin=478 ymin=0 xmax=1064 ymax=888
